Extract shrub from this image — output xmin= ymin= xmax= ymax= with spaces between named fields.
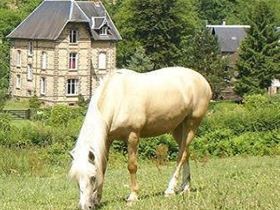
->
xmin=243 ymin=94 xmax=269 ymax=110
xmin=49 ymin=105 xmax=72 ymax=127
xmin=29 ymin=96 xmax=41 ymax=109
xmin=112 ymin=134 xmax=178 ymax=160
xmin=0 ymin=113 xmax=12 ymax=132
xmin=77 ymin=94 xmax=89 ymax=107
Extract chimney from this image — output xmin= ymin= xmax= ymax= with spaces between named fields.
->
xmin=222 ymin=20 xmax=226 ymax=25
xmin=93 ymin=0 xmax=101 ymax=7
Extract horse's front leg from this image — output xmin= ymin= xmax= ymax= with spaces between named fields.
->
xmin=127 ymin=132 xmax=140 ymax=202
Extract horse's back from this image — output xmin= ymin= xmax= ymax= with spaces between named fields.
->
xmin=99 ymin=67 xmax=212 ymax=138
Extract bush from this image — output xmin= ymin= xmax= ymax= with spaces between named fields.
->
xmin=0 ymin=113 xmax=12 ymax=132
xmin=0 ymin=114 xmax=15 ymax=146
xmin=49 ymin=105 xmax=72 ymax=126
xmin=77 ymin=94 xmax=89 ymax=107
xmin=112 ymin=134 xmax=178 ymax=160
xmin=29 ymin=96 xmax=41 ymax=109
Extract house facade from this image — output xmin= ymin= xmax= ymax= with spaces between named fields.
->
xmin=7 ymin=0 xmax=121 ymax=105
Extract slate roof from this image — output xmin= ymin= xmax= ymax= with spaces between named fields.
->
xmin=7 ymin=0 xmax=121 ymax=41
xmin=206 ymin=25 xmax=250 ymax=53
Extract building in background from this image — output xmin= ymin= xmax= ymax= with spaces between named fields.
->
xmin=207 ymin=22 xmax=280 ymax=96
xmin=7 ymin=0 xmax=121 ymax=105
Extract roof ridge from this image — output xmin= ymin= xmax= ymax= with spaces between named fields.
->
xmin=207 ymin=25 xmax=250 ymax=28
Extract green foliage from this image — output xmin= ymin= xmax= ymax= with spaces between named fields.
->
xmin=180 ymin=27 xmax=229 ymax=98
xmin=28 ymin=95 xmax=41 ymax=109
xmin=197 ymin=0 xmax=237 ymax=24
xmin=126 ymin=46 xmax=153 ymax=72
xmin=0 ymin=89 xmax=9 ymax=110
xmin=77 ymin=94 xmax=88 ymax=108
xmin=243 ymin=94 xmax=270 ymax=109
xmin=49 ymin=105 xmax=72 ymax=127
xmin=234 ymin=1 xmax=280 ymax=96
xmin=114 ymin=0 xmax=200 ymax=69
xmin=0 ymin=113 xmax=12 ymax=132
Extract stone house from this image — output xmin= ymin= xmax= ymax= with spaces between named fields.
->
xmin=207 ymin=23 xmax=250 ymax=67
xmin=7 ymin=0 xmax=121 ymax=105
xmin=207 ymin=23 xmax=280 ymax=96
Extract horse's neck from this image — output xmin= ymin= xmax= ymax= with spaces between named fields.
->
xmin=76 ymin=97 xmax=109 ymax=175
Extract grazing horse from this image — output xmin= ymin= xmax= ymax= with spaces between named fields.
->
xmin=69 ymin=67 xmax=212 ymax=210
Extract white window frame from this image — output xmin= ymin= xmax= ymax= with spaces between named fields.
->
xmin=70 ymin=29 xmax=78 ymax=43
xmin=16 ymin=50 xmax=21 ymax=67
xmin=16 ymin=75 xmax=21 ymax=89
xmin=41 ymin=51 xmax=47 ymax=70
xmin=40 ymin=77 xmax=46 ymax=95
xmin=100 ymin=26 xmax=108 ymax=36
xmin=66 ymin=79 xmax=79 ymax=96
xmin=28 ymin=41 xmax=33 ymax=56
xmin=69 ymin=52 xmax=78 ymax=70
xmin=98 ymin=52 xmax=107 ymax=70
xmin=27 ymin=64 xmax=33 ymax=81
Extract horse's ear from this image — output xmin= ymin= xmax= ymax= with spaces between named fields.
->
xmin=88 ymin=149 xmax=95 ymax=164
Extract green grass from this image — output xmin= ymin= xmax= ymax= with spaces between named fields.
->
xmin=0 ymin=148 xmax=280 ymax=210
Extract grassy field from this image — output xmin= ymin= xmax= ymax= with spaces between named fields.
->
xmin=0 ymin=150 xmax=280 ymax=210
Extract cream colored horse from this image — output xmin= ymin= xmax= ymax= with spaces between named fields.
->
xmin=69 ymin=67 xmax=212 ymax=210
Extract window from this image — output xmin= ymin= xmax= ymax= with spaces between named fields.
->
xmin=41 ymin=52 xmax=47 ymax=69
xmin=27 ymin=90 xmax=32 ymax=96
xmin=16 ymin=50 xmax=21 ymax=67
xmin=27 ymin=64 xmax=33 ymax=81
xmin=67 ymin=79 xmax=79 ymax=95
xmin=70 ymin=30 xmax=78 ymax=43
xmin=16 ymin=75 xmax=21 ymax=89
xmin=98 ymin=52 xmax=107 ymax=70
xmin=40 ymin=77 xmax=46 ymax=95
xmin=69 ymin=53 xmax=78 ymax=70
xmin=100 ymin=26 xmax=108 ymax=36
xmin=28 ymin=41 xmax=33 ymax=56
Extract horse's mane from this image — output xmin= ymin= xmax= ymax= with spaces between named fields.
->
xmin=69 ymin=74 xmax=110 ymax=181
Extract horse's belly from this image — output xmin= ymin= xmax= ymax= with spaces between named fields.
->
xmin=140 ymin=114 xmax=185 ymax=137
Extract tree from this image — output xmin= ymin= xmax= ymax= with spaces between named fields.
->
xmin=114 ymin=0 xmax=200 ymax=69
xmin=197 ymin=0 xmax=238 ymax=24
xmin=126 ymin=46 xmax=153 ymax=73
xmin=180 ymin=27 xmax=229 ymax=99
xmin=234 ymin=1 xmax=280 ymax=96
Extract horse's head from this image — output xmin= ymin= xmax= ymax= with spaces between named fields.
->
xmin=69 ymin=148 xmax=102 ymax=210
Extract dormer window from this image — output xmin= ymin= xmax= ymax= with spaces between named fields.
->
xmin=70 ymin=30 xmax=78 ymax=43
xmin=100 ymin=26 xmax=108 ymax=36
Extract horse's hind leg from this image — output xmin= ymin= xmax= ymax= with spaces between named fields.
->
xmin=165 ymin=117 xmax=202 ymax=196
xmin=127 ymin=131 xmax=140 ymax=202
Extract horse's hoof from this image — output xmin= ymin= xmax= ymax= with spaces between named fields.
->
xmin=180 ymin=184 xmax=191 ymax=194
xmin=126 ymin=193 xmax=139 ymax=203
xmin=164 ymin=190 xmax=176 ymax=197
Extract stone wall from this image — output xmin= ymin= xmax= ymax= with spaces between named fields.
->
xmin=9 ymin=22 xmax=117 ymax=105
